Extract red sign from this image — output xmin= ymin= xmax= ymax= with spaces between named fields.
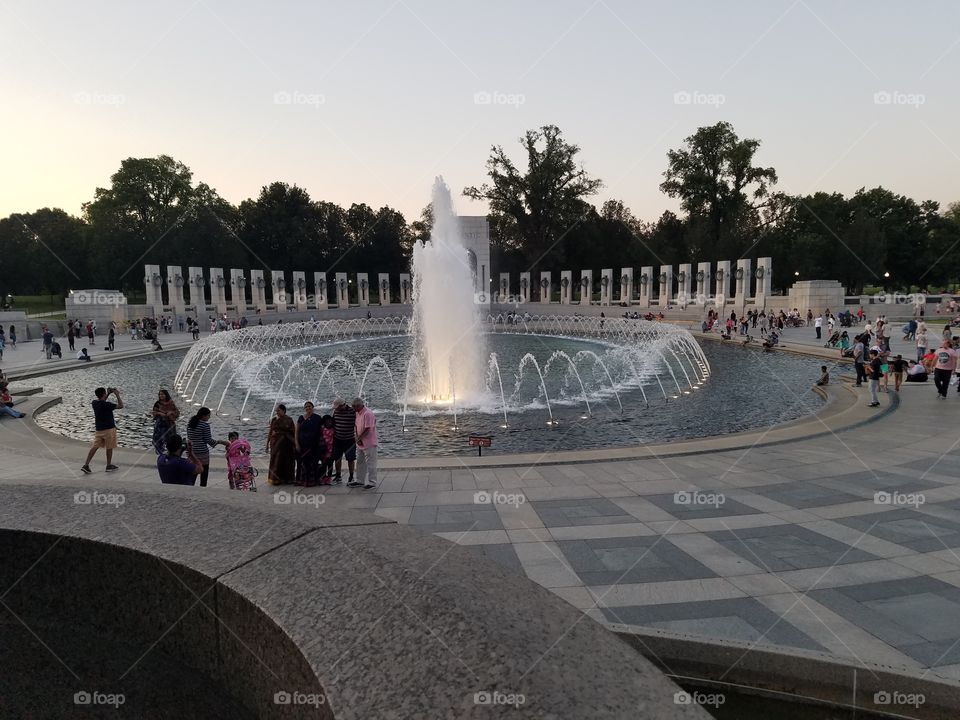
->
xmin=468 ymin=436 xmax=492 ymax=447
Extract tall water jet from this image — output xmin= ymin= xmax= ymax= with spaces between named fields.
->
xmin=409 ymin=177 xmax=486 ymax=403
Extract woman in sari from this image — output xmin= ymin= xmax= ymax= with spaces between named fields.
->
xmin=152 ymin=389 xmax=180 ymax=454
xmin=295 ymin=401 xmax=322 ymax=487
xmin=268 ymin=404 xmax=296 ymax=485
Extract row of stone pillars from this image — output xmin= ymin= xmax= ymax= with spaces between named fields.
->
xmin=496 ymin=258 xmax=773 ymax=308
xmin=144 ymin=266 xmax=413 ymax=315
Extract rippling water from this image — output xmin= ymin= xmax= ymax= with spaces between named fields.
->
xmin=34 ymin=338 xmax=831 ymax=457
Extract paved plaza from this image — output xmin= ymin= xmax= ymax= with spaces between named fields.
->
xmin=3 ymin=320 xmax=960 ymax=684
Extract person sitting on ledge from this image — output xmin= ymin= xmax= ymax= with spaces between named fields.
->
xmin=76 ymin=348 xmax=91 ymax=362
xmin=0 ymin=382 xmax=26 ymax=419
xmin=157 ymin=434 xmax=203 ymax=485
xmin=816 ymin=366 xmax=829 ymax=386
xmin=906 ymin=360 xmax=928 ymax=382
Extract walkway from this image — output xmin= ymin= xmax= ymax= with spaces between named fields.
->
xmin=3 ymin=319 xmax=960 ymax=687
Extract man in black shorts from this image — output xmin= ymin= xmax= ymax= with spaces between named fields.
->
xmin=332 ymin=398 xmax=356 ymax=484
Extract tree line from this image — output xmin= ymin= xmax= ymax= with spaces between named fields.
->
xmin=2 ymin=123 xmax=958 ymax=298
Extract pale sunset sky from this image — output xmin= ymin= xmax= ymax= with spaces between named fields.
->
xmin=1 ymin=0 xmax=957 ymax=222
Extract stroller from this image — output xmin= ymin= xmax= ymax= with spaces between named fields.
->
xmin=226 ymin=438 xmax=258 ymax=491
xmin=824 ymin=330 xmax=841 ymax=348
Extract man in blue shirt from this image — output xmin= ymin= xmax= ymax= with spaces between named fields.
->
xmin=157 ymin=434 xmax=203 ymax=485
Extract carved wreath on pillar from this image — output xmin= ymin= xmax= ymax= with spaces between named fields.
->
xmin=715 ymin=269 xmax=724 ymax=281
xmin=360 ymin=279 xmax=368 ymax=291
xmin=755 ymin=267 xmax=765 ymax=279
xmin=697 ymin=270 xmax=705 ymax=282
xmin=401 ymin=279 xmax=409 ymax=292
xmin=501 ymin=281 xmax=508 ymax=293
xmin=339 ymin=279 xmax=347 ymax=291
xmin=215 ymin=276 xmax=225 ymax=289
xmin=275 ymin=277 xmax=286 ymax=290
xmin=601 ymin=276 xmax=609 ymax=287
xmin=677 ymin=271 xmax=686 ymax=283
xmin=735 ymin=268 xmax=744 ymax=280
xmin=194 ymin=274 xmax=206 ymax=287
xmin=639 ymin=273 xmax=648 ymax=286
xmin=581 ymin=277 xmax=590 ymax=289
xmin=561 ymin=277 xmax=569 ymax=289
xmin=236 ymin=276 xmax=246 ymax=288
xmin=174 ymin=275 xmax=184 ymax=288
xmin=152 ymin=274 xmax=163 ymax=287
xmin=256 ymin=277 xmax=265 ymax=288
xmin=297 ymin=278 xmax=305 ymax=290
xmin=540 ymin=277 xmax=549 ymax=289
xmin=381 ymin=280 xmax=388 ymax=294
xmin=621 ymin=274 xmax=629 ymax=285
xmin=659 ymin=272 xmax=667 ymax=285
xmin=521 ymin=277 xmax=529 ymax=290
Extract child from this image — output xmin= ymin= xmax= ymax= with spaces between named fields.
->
xmin=816 ymin=366 xmax=829 ymax=386
xmin=319 ymin=415 xmax=336 ymax=485
xmin=225 ymin=431 xmax=258 ymax=491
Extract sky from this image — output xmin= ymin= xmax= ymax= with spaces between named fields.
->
xmin=1 ymin=0 xmax=957 ymax=223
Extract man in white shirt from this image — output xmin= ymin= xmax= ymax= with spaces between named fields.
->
xmin=814 ymin=315 xmax=823 ymax=340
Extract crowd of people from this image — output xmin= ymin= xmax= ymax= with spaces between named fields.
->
xmin=77 ymin=385 xmax=379 ymax=491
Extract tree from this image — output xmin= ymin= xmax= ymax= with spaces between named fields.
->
xmin=660 ymin=122 xmax=778 ymax=259
xmin=464 ymin=125 xmax=603 ymax=267
xmin=0 ymin=209 xmax=89 ymax=296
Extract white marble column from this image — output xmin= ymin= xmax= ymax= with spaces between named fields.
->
xmin=250 ymin=270 xmax=267 ymax=313
xmin=756 ymin=257 xmax=773 ymax=305
xmin=167 ymin=266 xmax=185 ymax=314
xmin=676 ymin=264 xmax=692 ymax=307
xmin=314 ymin=272 xmax=328 ymax=310
xmin=658 ymin=265 xmax=674 ymax=307
xmin=210 ymin=268 xmax=227 ymax=314
xmin=580 ymin=270 xmax=592 ymax=305
xmin=188 ymin=267 xmax=206 ymax=310
xmin=519 ymin=272 xmax=531 ymax=304
xmin=735 ymin=259 xmax=752 ymax=308
xmin=715 ymin=261 xmax=731 ymax=307
xmin=399 ymin=273 xmax=411 ymax=304
xmin=144 ymin=264 xmax=164 ymax=312
xmin=357 ymin=273 xmax=369 ymax=307
xmin=600 ymin=268 xmax=612 ymax=306
xmin=696 ymin=262 xmax=712 ymax=305
xmin=560 ymin=271 xmax=573 ymax=304
xmin=378 ymin=273 xmax=391 ymax=305
xmin=498 ymin=272 xmax=510 ymax=303
xmin=638 ymin=266 xmax=652 ymax=308
xmin=292 ymin=271 xmax=308 ymax=311
xmin=269 ymin=271 xmax=286 ymax=308
xmin=539 ymin=272 xmax=552 ymax=304
xmin=229 ymin=269 xmax=247 ymax=311
xmin=620 ymin=267 xmax=633 ymax=305
xmin=335 ymin=272 xmax=349 ymax=308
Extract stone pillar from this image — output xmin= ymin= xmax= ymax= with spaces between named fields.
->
xmin=600 ymin=268 xmax=612 ymax=306
xmin=539 ymin=271 xmax=552 ymax=304
xmin=335 ymin=272 xmax=349 ymax=308
xmin=677 ymin=263 xmax=692 ymax=307
xmin=658 ymin=265 xmax=674 ymax=307
xmin=519 ymin=272 xmax=531 ymax=304
xmin=378 ymin=273 xmax=391 ymax=305
xmin=357 ymin=273 xmax=369 ymax=307
xmin=638 ymin=266 xmax=653 ymax=308
xmin=250 ymin=270 xmax=267 ymax=313
xmin=314 ymin=272 xmax=328 ymax=310
xmin=620 ymin=267 xmax=633 ymax=305
xmin=188 ymin=266 xmax=206 ymax=310
xmin=167 ymin=266 xmax=186 ymax=314
xmin=696 ymin=262 xmax=711 ymax=305
xmin=715 ymin=260 xmax=731 ymax=307
xmin=210 ymin=268 xmax=228 ymax=314
xmin=560 ymin=270 xmax=573 ymax=304
xmin=580 ymin=270 xmax=592 ymax=305
xmin=735 ymin=259 xmax=752 ymax=308
xmin=498 ymin=272 xmax=510 ymax=303
xmin=756 ymin=257 xmax=773 ymax=305
xmin=270 ymin=271 xmax=287 ymax=308
xmin=229 ymin=269 xmax=247 ymax=311
xmin=292 ymin=271 xmax=308 ymax=311
xmin=144 ymin=264 xmax=163 ymax=309
xmin=399 ymin=273 xmax=412 ymax=304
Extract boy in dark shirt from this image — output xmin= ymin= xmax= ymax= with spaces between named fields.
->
xmin=81 ymin=387 xmax=123 ymax=474
xmin=890 ymin=354 xmax=907 ymax=392
xmin=157 ymin=434 xmax=203 ymax=485
xmin=815 ymin=366 xmax=829 ymax=386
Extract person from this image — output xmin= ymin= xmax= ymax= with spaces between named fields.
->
xmin=917 ymin=328 xmax=928 ymax=363
xmin=867 ymin=350 xmax=882 ymax=407
xmin=42 ymin=326 xmax=54 ymax=360
xmin=268 ymin=404 xmax=296 ymax=485
xmin=0 ymin=382 xmax=26 ymax=419
xmin=186 ymin=407 xmax=227 ymax=487
xmin=852 ymin=335 xmax=866 ymax=387
xmin=319 ymin=414 xmax=336 ymax=485
xmin=332 ymin=398 xmax=356 ymax=484
xmin=922 ymin=348 xmax=938 ymax=372
xmin=86 ymin=321 xmax=94 ymax=345
xmin=351 ymin=397 xmax=378 ymax=490
xmin=890 ymin=354 xmax=907 ymax=392
xmin=295 ymin=401 xmax=322 ymax=487
xmin=838 ymin=331 xmax=850 ymax=356
xmin=906 ymin=361 xmax=928 ymax=382
xmin=81 ymin=387 xmax=123 ymax=474
xmin=226 ymin=431 xmax=257 ymax=490
xmin=815 ymin=366 xmax=829 ymax=386
xmin=8 ymin=325 xmax=15 ymax=349
xmin=67 ymin=323 xmax=75 ymax=351
xmin=76 ymin=348 xmax=91 ymax=362
xmin=156 ymin=434 xmax=203 ymax=485
xmin=814 ymin=314 xmax=823 ymax=340
xmin=107 ymin=325 xmax=115 ymax=351
xmin=151 ymin=389 xmax=180 ymax=454
xmin=933 ymin=339 xmax=957 ymax=399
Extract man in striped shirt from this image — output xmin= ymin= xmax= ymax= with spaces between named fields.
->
xmin=332 ymin=398 xmax=356 ymax=485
